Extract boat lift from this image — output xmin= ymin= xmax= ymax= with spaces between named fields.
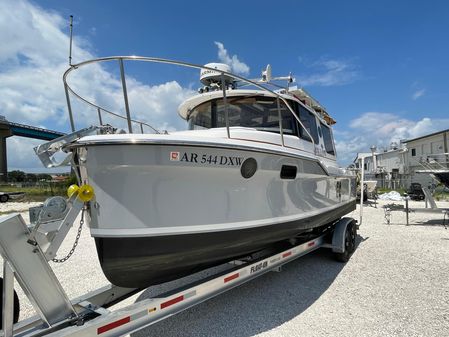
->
xmin=0 ymin=186 xmax=358 ymax=337
xmin=382 ymin=186 xmax=449 ymax=227
xmin=402 ymin=187 xmax=449 ymax=227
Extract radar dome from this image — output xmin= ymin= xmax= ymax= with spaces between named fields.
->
xmin=200 ymin=63 xmax=234 ymax=86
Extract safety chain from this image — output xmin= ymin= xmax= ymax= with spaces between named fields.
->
xmin=52 ymin=207 xmax=85 ymax=263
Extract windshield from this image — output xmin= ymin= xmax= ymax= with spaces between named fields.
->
xmin=187 ymin=96 xmax=297 ymax=135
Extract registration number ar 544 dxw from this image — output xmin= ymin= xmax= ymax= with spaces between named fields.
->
xmin=170 ymin=151 xmax=244 ymax=166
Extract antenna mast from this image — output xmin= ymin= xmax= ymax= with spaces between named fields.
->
xmin=69 ymin=15 xmax=73 ymax=66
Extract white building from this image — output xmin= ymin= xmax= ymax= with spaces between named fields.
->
xmin=403 ymin=128 xmax=449 ymax=187
xmin=354 ymin=128 xmax=449 ymax=189
xmin=354 ymin=145 xmax=407 ymax=189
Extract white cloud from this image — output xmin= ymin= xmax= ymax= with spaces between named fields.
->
xmin=214 ymin=41 xmax=250 ymax=75
xmin=67 ymin=66 xmax=194 ymax=132
xmin=412 ymin=89 xmax=425 ymax=100
xmin=335 ymin=112 xmax=449 ymax=165
xmin=6 ymin=137 xmax=69 ymax=173
xmin=335 ymin=136 xmax=369 ymax=163
xmin=0 ymin=0 xmax=195 ymax=172
xmin=126 ymin=80 xmax=193 ymax=131
xmin=296 ymin=57 xmax=358 ymax=87
xmin=0 ymin=0 xmax=77 ymax=126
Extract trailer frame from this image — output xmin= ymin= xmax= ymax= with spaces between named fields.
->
xmin=0 ymin=210 xmax=357 ymax=337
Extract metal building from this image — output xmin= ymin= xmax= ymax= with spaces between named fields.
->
xmin=353 ymin=128 xmax=449 ymax=190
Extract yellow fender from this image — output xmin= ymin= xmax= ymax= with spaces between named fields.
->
xmin=67 ymin=184 xmax=94 ymax=202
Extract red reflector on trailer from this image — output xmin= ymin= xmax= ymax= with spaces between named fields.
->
xmin=308 ymin=241 xmax=315 ymax=247
xmin=224 ymin=273 xmax=239 ymax=283
xmin=161 ymin=295 xmax=184 ymax=309
xmin=97 ymin=316 xmax=130 ymax=334
xmin=282 ymin=251 xmax=292 ymax=258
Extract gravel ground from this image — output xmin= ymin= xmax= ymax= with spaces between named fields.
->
xmin=0 ymin=201 xmax=42 ymax=214
xmin=1 ymin=199 xmax=448 ymax=337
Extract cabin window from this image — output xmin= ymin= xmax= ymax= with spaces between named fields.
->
xmin=187 ymin=101 xmax=212 ymax=129
xmin=295 ymin=103 xmax=319 ymax=144
xmin=320 ymin=123 xmax=336 ymax=155
xmin=411 ymin=148 xmax=416 ymax=156
xmin=188 ymin=96 xmax=297 ymax=135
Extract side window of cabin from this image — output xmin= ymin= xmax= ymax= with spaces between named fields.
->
xmin=411 ymin=148 xmax=416 ymax=156
xmin=320 ymin=122 xmax=336 ymax=156
xmin=188 ymin=101 xmax=212 ymax=130
xmin=280 ymin=100 xmax=298 ymax=136
xmin=295 ymin=103 xmax=319 ymax=143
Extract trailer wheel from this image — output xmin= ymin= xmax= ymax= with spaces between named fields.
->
xmin=335 ymin=221 xmax=356 ymax=263
xmin=0 ymin=277 xmax=20 ymax=329
xmin=0 ymin=194 xmax=9 ymax=203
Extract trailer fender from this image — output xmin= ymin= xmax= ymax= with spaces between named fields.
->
xmin=331 ymin=217 xmax=356 ymax=254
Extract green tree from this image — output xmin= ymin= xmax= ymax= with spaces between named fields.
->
xmin=36 ymin=174 xmax=52 ymax=181
xmin=25 ymin=173 xmax=37 ymax=182
xmin=8 ymin=170 xmax=26 ymax=182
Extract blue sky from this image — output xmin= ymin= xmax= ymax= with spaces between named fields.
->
xmin=1 ymin=0 xmax=449 ymax=171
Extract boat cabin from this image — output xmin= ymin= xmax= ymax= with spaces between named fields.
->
xmin=178 ymin=90 xmax=337 ymax=159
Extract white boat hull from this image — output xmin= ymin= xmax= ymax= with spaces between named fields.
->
xmin=79 ymin=142 xmax=354 ymax=236
xmin=74 ymin=138 xmax=356 ymax=287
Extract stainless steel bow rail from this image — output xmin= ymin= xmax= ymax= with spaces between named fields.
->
xmin=65 ymin=16 xmax=312 ymax=138
xmin=0 ymin=189 xmax=358 ymax=336
xmin=63 ymin=56 xmax=317 ymax=147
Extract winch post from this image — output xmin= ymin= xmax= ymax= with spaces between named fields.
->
xmin=28 ymin=184 xmax=93 ymax=261
xmin=42 ymin=196 xmax=85 ymax=261
xmin=0 ymin=214 xmax=77 ymax=327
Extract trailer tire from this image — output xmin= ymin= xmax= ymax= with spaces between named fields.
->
xmin=335 ymin=221 xmax=356 ymax=263
xmin=0 ymin=194 xmax=9 ymax=203
xmin=0 ymin=277 xmax=20 ymax=329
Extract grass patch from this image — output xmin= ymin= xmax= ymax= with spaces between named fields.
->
xmin=0 ymin=184 xmax=68 ymax=202
xmin=377 ymin=187 xmax=406 ymax=195
xmin=434 ymin=191 xmax=449 ymax=201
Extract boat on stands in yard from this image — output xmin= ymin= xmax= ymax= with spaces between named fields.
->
xmin=35 ymin=57 xmax=356 ymax=288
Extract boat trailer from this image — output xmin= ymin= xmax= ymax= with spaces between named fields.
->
xmin=0 ymin=187 xmax=358 ymax=337
xmin=383 ymin=186 xmax=449 ymax=227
